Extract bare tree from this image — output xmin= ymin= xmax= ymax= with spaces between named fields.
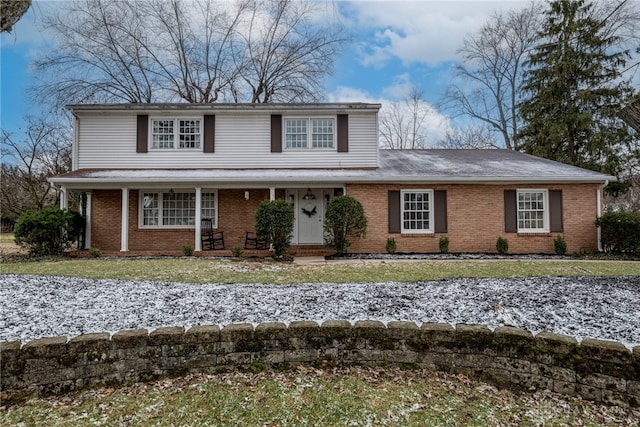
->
xmin=440 ymin=2 xmax=543 ymax=150
xmin=379 ymin=87 xmax=437 ymax=149
xmin=31 ymin=0 xmax=346 ymax=106
xmin=240 ymin=0 xmax=347 ymax=103
xmin=1 ymin=115 xmax=72 ymax=220
xmin=438 ymin=124 xmax=499 ymax=149
xmin=1 ymin=0 xmax=31 ymax=33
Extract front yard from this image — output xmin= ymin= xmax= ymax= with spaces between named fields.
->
xmin=2 ymin=256 xmax=639 ymax=425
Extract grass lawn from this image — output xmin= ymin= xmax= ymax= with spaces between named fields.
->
xmin=2 ymin=367 xmax=638 ymax=426
xmin=1 ymin=256 xmax=639 ymax=284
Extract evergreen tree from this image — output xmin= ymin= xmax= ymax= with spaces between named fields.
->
xmin=518 ymin=0 xmax=636 ymax=176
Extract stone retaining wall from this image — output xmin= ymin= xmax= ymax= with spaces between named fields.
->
xmin=1 ymin=321 xmax=639 ymax=407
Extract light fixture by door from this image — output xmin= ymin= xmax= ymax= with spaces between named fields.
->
xmin=303 ymin=188 xmax=316 ymax=200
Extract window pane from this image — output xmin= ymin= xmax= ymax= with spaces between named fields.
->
xmin=402 ymin=191 xmax=431 ymax=232
xmin=142 ymin=193 xmax=159 ymax=225
xmin=285 ymin=119 xmax=307 ymax=148
xmin=517 ymin=191 xmax=546 ymax=231
xmin=163 ymin=192 xmax=196 ymax=226
xmin=179 ymin=120 xmax=201 ymax=149
xmin=312 ymin=119 xmax=334 ymax=148
xmin=152 ymin=120 xmax=174 ymax=149
xmin=201 ymin=192 xmax=216 ymax=226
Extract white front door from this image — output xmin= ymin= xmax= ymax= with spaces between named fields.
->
xmin=296 ymin=189 xmax=324 ymax=244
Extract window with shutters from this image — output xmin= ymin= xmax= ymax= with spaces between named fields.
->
xmin=517 ymin=189 xmax=548 ymax=232
xmin=284 ymin=117 xmax=335 ymax=149
xmin=150 ymin=118 xmax=201 ymax=149
xmin=401 ymin=190 xmax=434 ymax=233
xmin=140 ymin=190 xmax=217 ymax=228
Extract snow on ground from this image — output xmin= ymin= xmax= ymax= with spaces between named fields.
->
xmin=1 ymin=274 xmax=639 ymax=348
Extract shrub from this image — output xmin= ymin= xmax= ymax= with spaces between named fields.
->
xmin=87 ymin=247 xmax=102 ymax=258
xmin=496 ymin=237 xmax=509 ymax=255
xmin=324 ymin=195 xmax=367 ymax=256
xmin=183 ymin=244 xmax=194 ymax=256
xmin=232 ymin=245 xmax=243 ymax=257
xmin=255 ymin=199 xmax=294 ymax=259
xmin=439 ymin=236 xmax=449 ymax=254
xmin=596 ymin=211 xmax=640 ymax=254
xmin=553 ymin=235 xmax=567 ymax=255
xmin=14 ymin=207 xmax=84 ymax=256
xmin=385 ymin=238 xmax=397 ymax=254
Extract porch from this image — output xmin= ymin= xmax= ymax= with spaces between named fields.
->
xmin=59 ymin=185 xmax=344 ymax=256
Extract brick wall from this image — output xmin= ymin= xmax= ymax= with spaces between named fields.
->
xmin=88 ymin=184 xmax=601 ymax=255
xmin=346 ymin=183 xmax=601 ymax=254
xmin=89 ymin=189 xmax=276 ymax=253
xmin=1 ymin=322 xmax=638 ymax=407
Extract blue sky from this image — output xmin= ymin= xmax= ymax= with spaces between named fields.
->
xmin=1 ymin=1 xmax=530 ymax=140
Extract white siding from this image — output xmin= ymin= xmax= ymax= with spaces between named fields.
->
xmin=76 ymin=112 xmax=379 ymax=169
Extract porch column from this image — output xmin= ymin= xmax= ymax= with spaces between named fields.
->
xmin=269 ymin=187 xmax=276 ymax=200
xmin=59 ymin=186 xmax=68 ymax=209
xmin=120 ymin=188 xmax=129 ymax=252
xmin=85 ymin=192 xmax=92 ymax=248
xmin=195 ymin=187 xmax=202 ymax=252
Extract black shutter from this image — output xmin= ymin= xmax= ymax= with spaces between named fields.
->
xmin=271 ymin=115 xmax=282 ymax=153
xmin=549 ymin=190 xmax=563 ymax=232
xmin=203 ymin=115 xmax=215 ymax=153
xmin=434 ymin=190 xmax=447 ymax=233
xmin=337 ymin=114 xmax=348 ymax=152
xmin=504 ymin=190 xmax=517 ymax=233
xmin=136 ymin=115 xmax=148 ymax=153
xmin=388 ymin=190 xmax=401 ymax=233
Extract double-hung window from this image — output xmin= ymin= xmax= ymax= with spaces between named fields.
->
xmin=401 ymin=190 xmax=434 ymax=233
xmin=140 ymin=190 xmax=217 ymax=228
xmin=284 ymin=118 xmax=335 ymax=149
xmin=151 ymin=118 xmax=201 ymax=149
xmin=517 ymin=189 xmax=548 ymax=232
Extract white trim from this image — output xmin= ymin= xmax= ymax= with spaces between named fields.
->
xmin=195 ymin=188 xmax=202 ymax=252
xmin=59 ymin=186 xmax=68 ymax=209
xmin=148 ymin=117 xmax=203 ymax=151
xmin=516 ymin=189 xmax=549 ymax=233
xmin=121 ymin=188 xmax=129 ymax=252
xmin=400 ymin=189 xmax=434 ymax=234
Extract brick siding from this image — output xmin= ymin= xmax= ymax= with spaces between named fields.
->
xmin=88 ymin=184 xmax=601 ymax=255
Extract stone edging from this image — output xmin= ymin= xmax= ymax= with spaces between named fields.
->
xmin=1 ymin=321 xmax=639 ymax=407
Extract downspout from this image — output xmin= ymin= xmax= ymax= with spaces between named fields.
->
xmin=596 ymin=180 xmax=609 ymax=252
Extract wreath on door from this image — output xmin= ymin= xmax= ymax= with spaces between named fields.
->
xmin=301 ymin=206 xmax=317 ymax=218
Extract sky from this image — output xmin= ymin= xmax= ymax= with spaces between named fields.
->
xmin=1 ymin=0 xmax=532 ymax=143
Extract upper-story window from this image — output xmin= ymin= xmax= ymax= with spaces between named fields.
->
xmin=517 ymin=189 xmax=548 ymax=232
xmin=151 ymin=118 xmax=201 ymax=149
xmin=284 ymin=118 xmax=335 ymax=149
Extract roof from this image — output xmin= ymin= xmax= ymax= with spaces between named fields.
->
xmin=50 ymin=149 xmax=613 ymax=189
xmin=67 ymin=102 xmax=382 ymax=113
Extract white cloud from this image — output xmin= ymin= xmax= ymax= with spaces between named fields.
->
xmin=329 ymin=82 xmax=452 ymax=146
xmin=343 ymin=1 xmax=529 ymax=67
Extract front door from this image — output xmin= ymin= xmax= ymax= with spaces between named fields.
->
xmin=296 ymin=189 xmax=324 ymax=244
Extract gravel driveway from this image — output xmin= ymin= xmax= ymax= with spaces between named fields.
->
xmin=1 ymin=274 xmax=638 ymax=348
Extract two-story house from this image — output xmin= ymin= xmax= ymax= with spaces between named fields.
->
xmin=50 ymin=103 xmax=613 ymax=256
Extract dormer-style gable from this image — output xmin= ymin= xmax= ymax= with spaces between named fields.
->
xmin=68 ymin=103 xmax=381 ymax=170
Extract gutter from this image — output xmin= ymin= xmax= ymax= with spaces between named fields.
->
xmin=596 ymin=180 xmax=609 ymax=252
